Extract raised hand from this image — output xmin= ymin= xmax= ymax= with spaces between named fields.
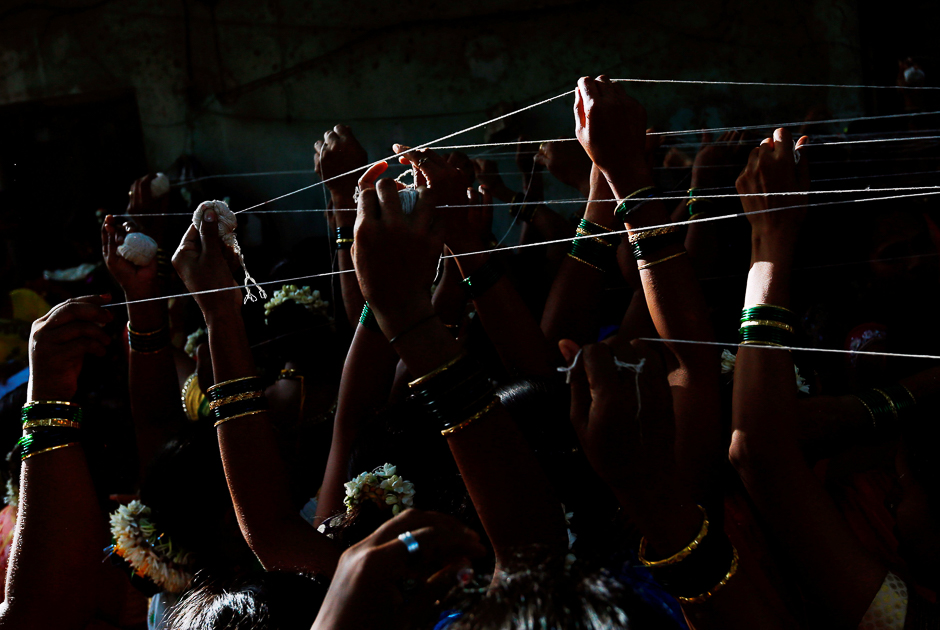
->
xmin=171 ymin=208 xmax=242 ymax=315
xmin=101 ymin=214 xmax=159 ymax=301
xmin=27 ymin=295 xmax=113 ymax=402
xmin=352 ymin=167 xmax=443 ymax=336
xmin=735 ymin=128 xmax=810 ymax=245
xmin=534 ymin=140 xmax=593 ymax=197
xmin=573 ymin=75 xmax=649 ymax=182
xmin=315 ymin=124 xmax=368 ymax=206
xmin=691 ymin=130 xmax=752 ymax=189
xmin=472 ymin=158 xmax=515 ymax=202
xmin=125 ymin=174 xmax=168 ymax=243
xmin=312 ymin=510 xmax=485 ymax=630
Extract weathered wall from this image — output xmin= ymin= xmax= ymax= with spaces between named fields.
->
xmin=0 ymin=0 xmax=864 ymax=242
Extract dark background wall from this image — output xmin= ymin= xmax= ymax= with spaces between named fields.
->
xmin=0 ymin=0 xmax=932 ymax=257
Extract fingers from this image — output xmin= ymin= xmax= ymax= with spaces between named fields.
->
xmin=573 ymin=84 xmax=586 ymax=130
xmin=47 ymin=321 xmax=113 ymax=347
xmin=578 ymin=76 xmax=598 ymax=104
xmin=358 ymin=185 xmax=381 ymax=224
xmin=772 ymin=127 xmax=793 ymax=159
xmin=358 ymin=161 xmax=389 ymax=192
xmin=582 ymin=343 xmax=623 ymax=407
xmin=40 ymin=295 xmax=114 ymax=328
xmin=197 ymin=207 xmax=223 ymax=256
xmin=173 ymin=224 xmax=202 ymax=268
xmin=376 ymin=178 xmax=404 ymax=224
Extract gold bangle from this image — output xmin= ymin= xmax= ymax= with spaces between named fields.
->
xmin=567 ymin=253 xmax=604 ymax=272
xmin=638 ymin=504 xmax=708 ymax=567
xmin=637 ymin=250 xmax=687 ymax=270
xmin=26 ymin=400 xmax=79 ymax=407
xmin=852 ymin=395 xmax=877 ymax=430
xmin=181 ymin=372 xmax=205 ymax=422
xmin=628 ymin=224 xmax=680 ymax=243
xmin=900 ymin=384 xmax=917 ymax=405
xmin=739 ymin=340 xmax=788 ymax=348
xmin=213 ymin=409 xmax=266 ymax=428
xmin=335 ymin=238 xmax=354 ymax=244
xmin=580 ymin=219 xmax=615 ymax=233
xmin=206 ymin=376 xmax=260 ymax=396
xmin=739 ymin=319 xmax=795 ymax=334
xmin=22 ymin=442 xmax=80 ymax=460
xmin=22 ymin=418 xmax=82 ymax=430
xmin=575 ymin=228 xmax=616 ymax=247
xmin=677 ymin=546 xmax=740 ymax=604
xmin=409 ymin=352 xmax=468 ymax=389
xmin=208 ymin=390 xmax=264 ymax=411
xmin=688 ymin=212 xmax=708 ymax=221
xmin=871 ymin=388 xmax=899 ymax=422
xmin=750 ymin=303 xmax=796 ymax=316
xmin=126 ymin=322 xmax=168 ymax=336
xmin=441 ymin=398 xmax=499 ymax=437
xmin=617 ymin=185 xmax=656 ymax=205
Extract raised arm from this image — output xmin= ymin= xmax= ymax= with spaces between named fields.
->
xmin=315 ymin=125 xmax=368 ymax=329
xmin=102 ymin=207 xmax=184 ymax=478
xmin=352 ymin=171 xmax=567 ymax=563
xmin=172 ymin=206 xmax=340 ymax=576
xmin=728 ymin=128 xmax=888 ymax=626
xmin=574 ymin=76 xmax=722 ymax=501
xmin=0 ymin=296 xmax=113 ymax=629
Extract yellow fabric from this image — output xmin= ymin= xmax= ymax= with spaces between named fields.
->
xmin=0 ymin=289 xmax=51 ymax=364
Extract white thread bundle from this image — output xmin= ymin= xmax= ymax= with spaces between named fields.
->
xmin=150 ymin=173 xmax=170 ymax=198
xmin=192 ymin=200 xmax=267 ymax=303
xmin=117 ymin=232 xmax=158 ymax=266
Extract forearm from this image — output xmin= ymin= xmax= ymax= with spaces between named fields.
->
xmin=431 ymin=257 xmax=469 ymax=327
xmin=379 ymin=312 xmax=567 ymax=562
xmin=456 ymin=253 xmax=558 ymax=378
xmin=126 ymin=302 xmax=183 ymax=475
xmin=206 ymin=307 xmax=339 ymax=574
xmin=316 ymin=324 xmax=400 ymax=524
xmin=731 ymin=237 xmax=885 ymax=626
xmin=337 ymin=252 xmax=365 ymax=330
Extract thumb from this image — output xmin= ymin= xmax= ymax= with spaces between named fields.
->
xmin=199 ymin=207 xmax=224 ymax=255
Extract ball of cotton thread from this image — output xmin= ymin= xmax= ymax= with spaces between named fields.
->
xmin=150 ymin=173 xmax=170 ymax=199
xmin=117 ymin=232 xmax=158 ymax=266
xmin=191 ymin=200 xmax=266 ymax=302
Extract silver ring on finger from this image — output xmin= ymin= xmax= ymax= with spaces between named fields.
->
xmin=398 ymin=531 xmax=420 ymax=554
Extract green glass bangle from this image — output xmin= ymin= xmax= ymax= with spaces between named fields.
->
xmin=615 ymin=186 xmax=658 ymax=220
xmin=462 ymin=259 xmax=504 ymax=299
xmin=738 ymin=325 xmax=794 ymax=347
xmin=569 ymin=237 xmax=615 ymax=271
xmin=631 ymin=232 xmax=684 ymax=261
xmin=740 ymin=305 xmax=797 ymax=328
xmin=359 ymin=302 xmax=381 ymax=332
xmin=22 ymin=402 xmax=83 ymax=426
xmin=576 ymin=219 xmax=620 ymax=246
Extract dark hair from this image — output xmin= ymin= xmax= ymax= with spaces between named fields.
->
xmin=443 ymin=553 xmax=684 ymax=630
xmin=167 ymin=570 xmax=328 ymax=630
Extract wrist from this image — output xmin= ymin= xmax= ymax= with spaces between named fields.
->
xmin=26 ymin=380 xmax=75 ymax=404
xmin=371 ymin=299 xmax=436 ymax=340
xmin=602 ymin=164 xmax=654 ymax=201
xmin=750 ymin=231 xmax=797 ymax=264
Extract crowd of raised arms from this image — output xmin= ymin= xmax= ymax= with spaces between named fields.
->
xmin=1 ymin=73 xmax=939 ymax=630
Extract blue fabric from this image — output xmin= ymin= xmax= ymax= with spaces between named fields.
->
xmin=433 ymin=610 xmax=463 ymax=630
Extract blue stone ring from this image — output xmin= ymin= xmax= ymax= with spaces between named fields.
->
xmin=398 ymin=531 xmax=420 ymax=555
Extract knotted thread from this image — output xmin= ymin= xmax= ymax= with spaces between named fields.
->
xmin=192 ymin=200 xmax=267 ymax=303
xmin=557 ymin=348 xmax=647 ymax=420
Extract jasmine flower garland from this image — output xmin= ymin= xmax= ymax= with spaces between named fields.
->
xmin=344 ymin=463 xmax=415 ymax=516
xmin=108 ymin=500 xmax=194 ymax=593
xmin=263 ymin=285 xmax=332 ymax=326
xmin=184 ymin=328 xmax=207 ymax=358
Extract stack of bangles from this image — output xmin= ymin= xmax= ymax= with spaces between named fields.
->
xmin=336 ymin=226 xmax=354 ymax=250
xmin=567 ymin=219 xmax=619 ymax=273
xmin=853 ymin=384 xmax=917 ymax=437
xmin=408 ymin=351 xmax=500 ymax=437
xmin=628 ymin=225 xmax=686 ymax=271
xmin=739 ymin=304 xmax=797 ymax=347
xmin=615 ymin=185 xmax=658 ymax=220
xmin=127 ymin=322 xmax=170 ymax=354
xmin=638 ymin=504 xmax=739 ymax=604
xmin=509 ymin=193 xmax=539 ymax=223
xmin=206 ymin=376 xmax=268 ymax=428
xmin=686 ymin=188 xmax=713 ymax=222
xmin=17 ymin=400 xmax=83 ymax=460
xmin=359 ymin=302 xmax=380 ymax=332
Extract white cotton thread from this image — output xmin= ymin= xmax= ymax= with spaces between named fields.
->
xmin=557 ymin=349 xmax=647 ymax=420
xmin=150 ymin=173 xmax=170 ymax=198
xmin=117 ymin=232 xmax=158 ymax=266
xmin=192 ymin=200 xmax=267 ymax=303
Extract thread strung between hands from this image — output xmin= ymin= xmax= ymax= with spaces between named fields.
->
xmin=557 ymin=348 xmax=647 ymax=421
xmin=443 ymin=189 xmax=940 ymax=259
xmin=637 ymin=338 xmax=940 ymax=361
xmin=192 ymin=201 xmax=267 ymax=303
xmin=609 ymin=77 xmax=940 ymax=91
xmin=108 ymin=188 xmax=940 ymax=308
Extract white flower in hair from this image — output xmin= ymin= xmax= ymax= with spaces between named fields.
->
xmin=108 ymin=500 xmax=194 ymax=593
xmin=344 ymin=463 xmax=416 ymax=516
xmin=184 ymin=327 xmax=207 ymax=358
xmin=263 ymin=285 xmax=332 ymax=325
xmin=721 ymin=349 xmax=810 ymax=394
